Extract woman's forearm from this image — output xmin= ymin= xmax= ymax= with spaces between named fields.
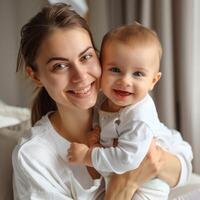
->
xmin=105 ymin=140 xmax=160 ymax=200
xmin=105 ymin=171 xmax=138 ymax=200
xmin=105 ymin=155 xmax=159 ymax=200
xmin=105 ymin=141 xmax=183 ymax=199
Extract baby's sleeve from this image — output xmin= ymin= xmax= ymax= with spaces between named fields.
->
xmin=91 ymin=121 xmax=154 ymax=174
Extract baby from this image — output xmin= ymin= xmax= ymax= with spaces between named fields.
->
xmin=68 ymin=22 xmax=174 ymax=200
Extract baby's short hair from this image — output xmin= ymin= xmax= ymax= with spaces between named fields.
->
xmin=100 ymin=22 xmax=162 ymax=62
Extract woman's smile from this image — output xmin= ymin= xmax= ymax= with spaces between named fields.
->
xmin=67 ymin=82 xmax=94 ymax=98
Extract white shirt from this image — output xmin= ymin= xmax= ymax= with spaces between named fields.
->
xmin=12 ymin=113 xmax=104 ymax=200
xmin=92 ymin=93 xmax=193 ymax=187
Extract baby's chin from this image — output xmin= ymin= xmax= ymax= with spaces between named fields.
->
xmin=108 ymin=100 xmax=131 ymax=111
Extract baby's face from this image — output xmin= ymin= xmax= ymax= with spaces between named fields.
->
xmin=100 ymin=41 xmax=161 ymax=110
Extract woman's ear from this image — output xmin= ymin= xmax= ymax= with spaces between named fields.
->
xmin=26 ymin=66 xmax=43 ymax=87
xmin=150 ymin=72 xmax=162 ymax=90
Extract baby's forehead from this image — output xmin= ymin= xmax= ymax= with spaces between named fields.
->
xmin=103 ymin=36 xmax=158 ymax=51
xmin=103 ymin=39 xmax=160 ymax=59
xmin=102 ymin=42 xmax=160 ymax=70
xmin=102 ymin=28 xmax=162 ymax=59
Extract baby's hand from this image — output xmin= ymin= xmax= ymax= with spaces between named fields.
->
xmin=67 ymin=143 xmax=89 ymax=165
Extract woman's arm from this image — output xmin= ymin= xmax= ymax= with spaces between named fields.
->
xmin=104 ymin=157 xmax=160 ymax=200
xmin=105 ymin=140 xmax=183 ymax=200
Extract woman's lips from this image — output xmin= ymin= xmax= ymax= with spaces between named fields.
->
xmin=68 ymin=82 xmax=94 ymax=98
xmin=73 ymin=85 xmax=91 ymax=94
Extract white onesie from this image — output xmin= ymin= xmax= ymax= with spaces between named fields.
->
xmin=92 ymin=93 xmax=192 ymax=200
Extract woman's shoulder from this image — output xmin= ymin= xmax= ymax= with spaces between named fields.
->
xmin=20 ymin=113 xmax=53 ymax=144
xmin=12 ymin=113 xmax=57 ymax=165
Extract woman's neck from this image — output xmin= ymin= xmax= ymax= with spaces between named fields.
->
xmin=50 ymin=106 xmax=93 ymax=144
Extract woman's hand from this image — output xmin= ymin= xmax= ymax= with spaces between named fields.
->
xmin=156 ymin=146 xmax=181 ymax=187
xmin=144 ymin=141 xmax=181 ymax=187
xmin=146 ymin=141 xmax=181 ymax=187
xmin=105 ymin=139 xmax=161 ymax=200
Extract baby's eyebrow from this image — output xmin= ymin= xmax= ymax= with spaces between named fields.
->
xmin=105 ymin=62 xmax=118 ymax=66
xmin=133 ymin=67 xmax=149 ymax=72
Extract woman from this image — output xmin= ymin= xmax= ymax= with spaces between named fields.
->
xmin=12 ymin=3 xmax=193 ymax=199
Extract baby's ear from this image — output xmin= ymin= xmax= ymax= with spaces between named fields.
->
xmin=26 ymin=66 xmax=43 ymax=87
xmin=150 ymin=72 xmax=162 ymax=90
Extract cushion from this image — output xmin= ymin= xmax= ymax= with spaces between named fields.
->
xmin=0 ymin=101 xmax=30 ymax=200
xmin=0 ymin=100 xmax=30 ymax=128
xmin=169 ymin=173 xmax=200 ymax=199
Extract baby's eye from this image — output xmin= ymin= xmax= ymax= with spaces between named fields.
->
xmin=133 ymin=71 xmax=145 ymax=77
xmin=53 ymin=63 xmax=69 ymax=71
xmin=110 ymin=67 xmax=121 ymax=73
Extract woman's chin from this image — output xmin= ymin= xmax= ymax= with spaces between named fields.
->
xmin=66 ymin=82 xmax=98 ymax=109
xmin=72 ymin=97 xmax=97 ymax=110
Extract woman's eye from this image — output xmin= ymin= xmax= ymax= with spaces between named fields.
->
xmin=53 ymin=63 xmax=69 ymax=71
xmin=133 ymin=71 xmax=144 ymax=77
xmin=81 ymin=54 xmax=92 ymax=62
xmin=110 ymin=67 xmax=121 ymax=73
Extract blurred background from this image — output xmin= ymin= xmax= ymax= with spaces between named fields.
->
xmin=0 ymin=0 xmax=199 ymax=173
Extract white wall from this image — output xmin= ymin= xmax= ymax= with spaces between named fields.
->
xmin=0 ymin=0 xmax=47 ymax=107
xmin=88 ymin=0 xmax=109 ymax=50
xmin=0 ymin=1 xmax=18 ymax=106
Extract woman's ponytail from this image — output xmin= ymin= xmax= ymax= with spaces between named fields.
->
xmin=31 ymin=87 xmax=57 ymax=125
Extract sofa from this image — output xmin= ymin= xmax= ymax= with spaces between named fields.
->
xmin=0 ymin=100 xmax=200 ymax=200
xmin=0 ymin=100 xmax=30 ymax=200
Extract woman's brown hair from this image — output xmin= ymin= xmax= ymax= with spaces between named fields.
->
xmin=17 ymin=3 xmax=94 ymax=125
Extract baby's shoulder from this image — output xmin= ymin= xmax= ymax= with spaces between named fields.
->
xmin=120 ymin=95 xmax=159 ymax=125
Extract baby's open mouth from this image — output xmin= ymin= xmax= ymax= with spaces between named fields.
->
xmin=113 ymin=89 xmax=132 ymax=96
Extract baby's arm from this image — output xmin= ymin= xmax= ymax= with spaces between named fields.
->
xmin=68 ymin=127 xmax=104 ymax=166
xmin=92 ymin=121 xmax=153 ymax=174
xmin=68 ymin=122 xmax=153 ymax=174
xmin=67 ymin=126 xmax=105 ymax=166
xmin=86 ymin=126 xmax=101 ymax=147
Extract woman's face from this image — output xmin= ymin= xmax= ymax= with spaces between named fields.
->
xmin=34 ymin=27 xmax=101 ymax=110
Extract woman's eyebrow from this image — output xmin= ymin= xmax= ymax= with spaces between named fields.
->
xmin=78 ymin=46 xmax=93 ymax=57
xmin=46 ymin=57 xmax=69 ymax=64
xmin=46 ymin=46 xmax=93 ymax=64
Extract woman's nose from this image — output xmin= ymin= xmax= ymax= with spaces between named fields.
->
xmin=71 ymin=63 xmax=88 ymax=83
